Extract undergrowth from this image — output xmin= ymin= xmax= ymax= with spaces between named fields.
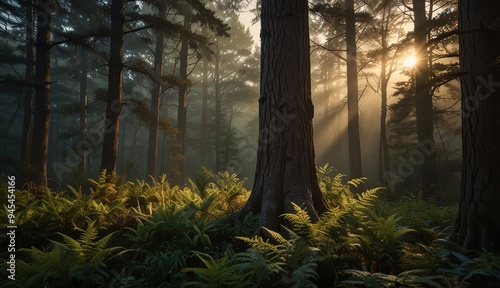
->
xmin=1 ymin=166 xmax=498 ymax=287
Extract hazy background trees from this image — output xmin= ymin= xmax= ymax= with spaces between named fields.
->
xmin=0 ymin=0 xmax=461 ymax=202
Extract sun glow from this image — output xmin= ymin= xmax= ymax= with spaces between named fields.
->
xmin=403 ymin=55 xmax=417 ymax=68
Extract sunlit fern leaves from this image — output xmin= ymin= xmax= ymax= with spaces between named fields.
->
xmin=206 ymin=170 xmax=250 ymax=217
xmin=88 ymin=169 xmax=133 ymax=202
xmin=347 ymin=177 xmax=368 ymax=188
xmin=190 ymin=166 xmax=214 ymax=196
xmin=282 ymin=203 xmax=313 ymax=239
xmin=236 ymin=225 xmax=320 ymax=288
xmin=175 ymin=187 xmax=216 ymax=218
xmin=317 ymin=164 xmax=353 ymax=208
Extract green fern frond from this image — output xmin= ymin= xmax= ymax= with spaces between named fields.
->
xmin=356 ymin=188 xmax=383 ymax=207
xmin=282 ymin=203 xmax=312 ymax=228
xmin=347 ymin=177 xmax=367 ymax=187
xmin=236 ymin=235 xmax=283 ymax=256
xmin=262 ymin=227 xmax=287 ymax=244
xmin=79 ymin=221 xmax=100 ymax=246
xmin=53 ymin=232 xmax=82 ymax=252
xmin=181 ymin=252 xmax=248 ymax=288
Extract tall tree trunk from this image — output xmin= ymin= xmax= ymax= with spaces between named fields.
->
xmin=453 ymin=0 xmax=500 ymax=251
xmin=21 ymin=0 xmax=34 ymax=164
xmin=379 ymin=27 xmax=390 ymax=187
xmin=200 ymin=37 xmax=209 ymax=167
xmin=79 ymin=47 xmax=88 ymax=174
xmin=323 ymin=69 xmax=330 ymax=119
xmin=214 ymin=43 xmax=222 ymax=172
xmin=379 ymin=59 xmax=390 ymax=186
xmin=413 ymin=0 xmax=437 ymax=199
xmin=345 ymin=0 xmax=363 ymax=182
xmin=100 ymin=0 xmax=124 ymax=180
xmin=31 ymin=0 xmax=51 ymax=187
xmin=231 ymin=0 xmax=327 ymax=232
xmin=223 ymin=109 xmax=236 ymax=170
xmin=172 ymin=13 xmax=190 ymax=187
xmin=146 ymin=2 xmax=167 ymax=179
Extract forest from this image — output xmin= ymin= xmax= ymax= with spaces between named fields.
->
xmin=0 ymin=0 xmax=499 ymax=287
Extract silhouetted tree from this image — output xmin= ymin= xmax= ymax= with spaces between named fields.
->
xmin=453 ymin=0 xmax=500 ymax=251
xmin=412 ymin=0 xmax=438 ymax=199
xmin=364 ymin=0 xmax=406 ymax=187
xmin=31 ymin=0 xmax=52 ymax=187
xmin=100 ymin=0 xmax=124 ymax=181
xmin=146 ymin=1 xmax=167 ymax=179
xmin=345 ymin=0 xmax=363 ymax=182
xmin=21 ymin=0 xmax=34 ymax=164
xmin=171 ymin=11 xmax=191 ymax=187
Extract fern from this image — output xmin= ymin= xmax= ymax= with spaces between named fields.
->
xmin=16 ymin=221 xmax=123 ymax=287
xmin=282 ymin=203 xmax=314 ymax=239
xmin=347 ymin=177 xmax=368 ymax=188
xmin=182 ymin=252 xmax=249 ymax=288
xmin=341 ymin=269 xmax=446 ymax=287
xmin=236 ymin=218 xmax=320 ymax=287
xmin=128 ymin=249 xmax=189 ymax=287
xmin=438 ymin=249 xmax=500 ymax=287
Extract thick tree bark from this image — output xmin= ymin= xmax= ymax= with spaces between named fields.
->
xmin=171 ymin=13 xmax=190 ymax=187
xmin=21 ymin=0 xmax=34 ymax=163
xmin=345 ymin=0 xmax=363 ymax=182
xmin=232 ymin=0 xmax=327 ymax=232
xmin=100 ymin=0 xmax=124 ymax=180
xmin=453 ymin=0 xmax=500 ymax=251
xmin=31 ymin=0 xmax=51 ymax=187
xmin=146 ymin=2 xmax=167 ymax=179
xmin=412 ymin=0 xmax=437 ymax=199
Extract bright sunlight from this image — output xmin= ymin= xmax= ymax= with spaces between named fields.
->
xmin=403 ymin=55 xmax=417 ymax=68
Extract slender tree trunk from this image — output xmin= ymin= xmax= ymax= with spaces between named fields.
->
xmin=413 ymin=0 xmax=437 ymax=199
xmin=345 ymin=0 xmax=363 ymax=182
xmin=232 ymin=0 xmax=327 ymax=232
xmin=453 ymin=0 xmax=500 ymax=251
xmin=100 ymin=0 xmax=124 ymax=180
xmin=223 ymin=110 xmax=236 ymax=170
xmin=323 ymin=69 xmax=330 ymax=119
xmin=172 ymin=13 xmax=190 ymax=187
xmin=214 ymin=43 xmax=222 ymax=172
xmin=379 ymin=33 xmax=390 ymax=186
xmin=146 ymin=2 xmax=167 ymax=179
xmin=201 ymin=39 xmax=209 ymax=167
xmin=79 ymin=47 xmax=88 ymax=173
xmin=120 ymin=118 xmax=126 ymax=173
xmin=31 ymin=0 xmax=51 ymax=187
xmin=21 ymin=0 xmax=34 ymax=164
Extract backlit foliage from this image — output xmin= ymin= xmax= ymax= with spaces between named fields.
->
xmin=1 ymin=169 xmax=498 ymax=287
